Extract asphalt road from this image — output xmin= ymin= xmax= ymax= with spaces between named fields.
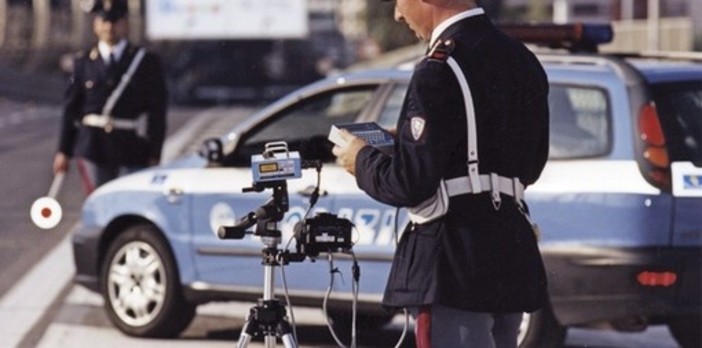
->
xmin=0 ymin=97 xmax=682 ymax=347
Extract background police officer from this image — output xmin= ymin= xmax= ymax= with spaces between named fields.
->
xmin=53 ymin=0 xmax=167 ymax=193
xmin=333 ymin=0 xmax=550 ymax=346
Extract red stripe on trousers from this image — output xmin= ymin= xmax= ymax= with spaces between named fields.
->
xmin=76 ymin=159 xmax=95 ymax=195
xmin=415 ymin=306 xmax=431 ymax=348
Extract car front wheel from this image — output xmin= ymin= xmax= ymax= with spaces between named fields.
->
xmin=100 ymin=223 xmax=196 ymax=337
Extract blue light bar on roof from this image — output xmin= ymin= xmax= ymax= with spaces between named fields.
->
xmin=581 ymin=23 xmax=614 ymax=44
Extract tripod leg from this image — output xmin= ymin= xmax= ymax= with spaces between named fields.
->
xmin=278 ymin=320 xmax=298 ymax=348
xmin=237 ymin=312 xmax=258 ymax=348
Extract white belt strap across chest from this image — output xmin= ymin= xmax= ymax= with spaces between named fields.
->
xmin=445 ymin=56 xmax=523 ymax=208
xmin=406 ymin=54 xmax=529 ymax=224
xmin=82 ymin=113 xmax=139 ymax=131
xmin=82 ymin=48 xmax=146 ymax=132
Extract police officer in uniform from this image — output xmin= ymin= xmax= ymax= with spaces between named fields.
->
xmin=53 ymin=0 xmax=167 ymax=193
xmin=333 ymin=0 xmax=549 ymax=346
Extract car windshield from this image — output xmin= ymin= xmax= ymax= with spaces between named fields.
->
xmin=652 ymin=80 xmax=702 ymax=166
xmin=225 ymin=85 xmax=378 ymax=166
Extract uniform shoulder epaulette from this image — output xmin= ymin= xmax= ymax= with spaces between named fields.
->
xmin=88 ymin=47 xmax=100 ymax=61
xmin=426 ymin=39 xmax=455 ymax=63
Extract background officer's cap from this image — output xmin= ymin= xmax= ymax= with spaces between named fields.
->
xmin=82 ymin=0 xmax=128 ymax=22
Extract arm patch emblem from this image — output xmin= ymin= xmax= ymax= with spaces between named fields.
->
xmin=411 ymin=117 xmax=426 ymax=140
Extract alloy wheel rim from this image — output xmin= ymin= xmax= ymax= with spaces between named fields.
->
xmin=107 ymin=241 xmax=167 ymax=327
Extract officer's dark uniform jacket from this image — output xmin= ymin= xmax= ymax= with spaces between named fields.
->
xmin=58 ymin=43 xmax=167 ymax=167
xmin=355 ymin=13 xmax=550 ymax=313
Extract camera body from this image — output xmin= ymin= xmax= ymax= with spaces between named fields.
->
xmin=295 ymin=213 xmax=354 ymax=257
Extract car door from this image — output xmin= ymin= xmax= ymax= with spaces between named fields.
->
xmin=189 ymin=84 xmax=385 ymax=289
xmin=652 ymin=80 xmax=702 ymax=247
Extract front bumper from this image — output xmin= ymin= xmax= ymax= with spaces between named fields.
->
xmin=71 ymin=222 xmax=103 ymax=292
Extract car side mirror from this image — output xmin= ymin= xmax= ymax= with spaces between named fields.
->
xmin=199 ymin=138 xmax=223 ymax=164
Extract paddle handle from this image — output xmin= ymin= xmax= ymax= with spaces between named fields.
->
xmin=47 ymin=172 xmax=65 ymax=198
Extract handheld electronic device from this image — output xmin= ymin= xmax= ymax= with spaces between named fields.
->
xmin=328 ymin=122 xmax=394 ymax=155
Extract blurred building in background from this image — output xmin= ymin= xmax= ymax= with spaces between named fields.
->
xmin=0 ymin=0 xmax=699 ymax=105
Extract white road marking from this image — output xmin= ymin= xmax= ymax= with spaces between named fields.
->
xmin=37 ymin=324 xmax=236 ymax=348
xmin=0 ymin=233 xmax=74 ymax=348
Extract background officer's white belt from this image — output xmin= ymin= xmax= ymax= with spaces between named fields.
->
xmin=445 ymin=174 xmax=524 ymax=199
xmin=82 ymin=114 xmax=138 ymax=130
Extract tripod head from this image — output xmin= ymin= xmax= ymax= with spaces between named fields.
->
xmin=217 ymin=179 xmax=289 ymax=246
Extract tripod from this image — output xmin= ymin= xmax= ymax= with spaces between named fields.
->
xmin=236 ymin=240 xmax=298 ymax=348
xmin=218 ymin=180 xmax=301 ymax=348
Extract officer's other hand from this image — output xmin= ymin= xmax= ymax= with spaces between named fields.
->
xmin=332 ymin=129 xmax=367 ymax=176
xmin=53 ymin=153 xmax=69 ymax=175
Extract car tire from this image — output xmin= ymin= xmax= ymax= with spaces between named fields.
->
xmin=668 ymin=315 xmax=702 ymax=348
xmin=518 ymin=304 xmax=567 ymax=348
xmin=100 ymin=223 xmax=196 ymax=338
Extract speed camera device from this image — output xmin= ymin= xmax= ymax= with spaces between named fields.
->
xmin=251 ymin=141 xmax=302 ymax=183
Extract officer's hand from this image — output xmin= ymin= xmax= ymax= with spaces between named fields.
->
xmin=332 ymin=129 xmax=367 ymax=176
xmin=53 ymin=153 xmax=69 ymax=175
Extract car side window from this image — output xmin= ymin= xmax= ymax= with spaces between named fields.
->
xmin=377 ymin=84 xmax=409 ymax=129
xmin=232 ymin=86 xmax=377 ymax=164
xmin=652 ymin=81 xmax=702 ymax=165
xmin=548 ymin=85 xmax=610 ymax=159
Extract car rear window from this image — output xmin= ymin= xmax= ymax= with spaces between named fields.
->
xmin=651 ymin=81 xmax=702 ymax=166
xmin=378 ymin=84 xmax=408 ymax=129
xmin=548 ymin=84 xmax=611 ymax=159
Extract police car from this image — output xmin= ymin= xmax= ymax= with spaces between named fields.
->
xmin=72 ymin=24 xmax=702 ymax=347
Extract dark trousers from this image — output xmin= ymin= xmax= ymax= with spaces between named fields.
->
xmin=76 ymin=158 xmax=144 ymax=194
xmin=414 ymin=305 xmax=523 ymax=348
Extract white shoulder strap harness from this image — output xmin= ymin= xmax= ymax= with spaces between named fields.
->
xmin=444 ymin=56 xmax=524 ymax=208
xmin=82 ymin=48 xmax=147 ymax=132
xmin=407 ymin=55 xmax=539 ymax=234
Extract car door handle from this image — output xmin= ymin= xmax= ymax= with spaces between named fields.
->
xmin=297 ymin=186 xmax=327 ymax=197
xmin=165 ymin=187 xmax=184 ymax=204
